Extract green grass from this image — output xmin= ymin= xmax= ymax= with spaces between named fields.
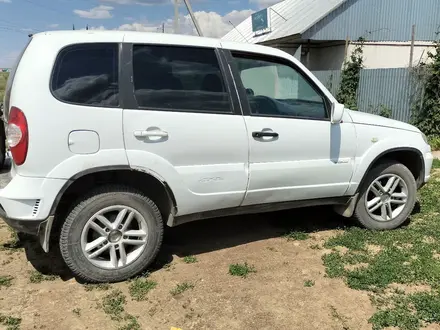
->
xmin=0 ymin=275 xmax=13 ymax=287
xmin=428 ymin=135 xmax=440 ymax=151
xmin=183 ymin=255 xmax=198 ymax=264
xmin=101 ymin=289 xmax=126 ymax=321
xmin=321 ymin=169 xmax=440 ymax=329
xmin=0 ymin=228 xmax=21 ymax=251
xmin=432 ymin=158 xmax=440 ymax=169
xmin=284 ymin=231 xmax=310 ymax=241
xmin=128 ymin=278 xmax=157 ymax=301
xmin=170 ymin=282 xmax=195 ymax=296
xmin=304 ymin=280 xmax=315 ymax=287
xmin=0 ymin=313 xmax=21 ymax=330
xmin=29 ymin=271 xmax=57 ymax=283
xmin=228 ymin=262 xmax=256 ymax=278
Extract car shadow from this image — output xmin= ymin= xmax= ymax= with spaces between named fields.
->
xmin=151 ymin=206 xmax=352 ymax=271
xmin=20 ymin=201 xmax=422 ymax=282
xmin=20 ymin=206 xmax=350 ymax=282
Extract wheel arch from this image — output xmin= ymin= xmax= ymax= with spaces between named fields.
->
xmin=357 ymin=147 xmax=425 ymax=193
xmin=49 ymin=165 xmax=178 ymax=225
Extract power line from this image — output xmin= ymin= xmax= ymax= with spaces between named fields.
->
xmin=0 ymin=18 xmax=42 ymax=33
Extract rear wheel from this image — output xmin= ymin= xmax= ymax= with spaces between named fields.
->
xmin=59 ymin=186 xmax=163 ymax=283
xmin=353 ymin=161 xmax=417 ymax=230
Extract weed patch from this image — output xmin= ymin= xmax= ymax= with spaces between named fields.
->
xmin=304 ymin=280 xmax=315 ymax=287
xmin=118 ymin=314 xmax=141 ymax=330
xmin=322 ymin=170 xmax=440 ymax=329
xmin=284 ymin=231 xmax=310 ymax=241
xmin=101 ymin=289 xmax=126 ymax=321
xmin=0 ymin=275 xmax=13 ymax=287
xmin=229 ymin=263 xmax=256 ymax=278
xmin=129 ymin=278 xmax=157 ymax=301
xmin=84 ymin=283 xmax=111 ymax=291
xmin=183 ymin=255 xmax=198 ymax=264
xmin=170 ymin=282 xmax=194 ymax=296
xmin=0 ymin=314 xmax=21 ymax=330
xmin=29 ymin=271 xmax=57 ymax=283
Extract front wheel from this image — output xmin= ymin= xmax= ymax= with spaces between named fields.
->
xmin=353 ymin=161 xmax=417 ymax=230
xmin=60 ymin=186 xmax=164 ymax=283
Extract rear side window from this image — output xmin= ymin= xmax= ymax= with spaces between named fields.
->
xmin=51 ymin=43 xmax=119 ymax=107
xmin=132 ymin=45 xmax=231 ymax=113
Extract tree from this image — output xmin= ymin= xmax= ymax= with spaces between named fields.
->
xmin=411 ymin=34 xmax=440 ymax=136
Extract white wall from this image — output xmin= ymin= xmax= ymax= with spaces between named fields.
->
xmin=305 ymin=41 xmax=436 ymax=70
xmin=351 ymin=41 xmax=436 ymax=69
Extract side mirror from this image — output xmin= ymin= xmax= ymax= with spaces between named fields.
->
xmin=331 ymin=102 xmax=344 ymax=124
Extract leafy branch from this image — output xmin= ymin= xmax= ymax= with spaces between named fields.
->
xmin=336 ymin=37 xmax=365 ymax=110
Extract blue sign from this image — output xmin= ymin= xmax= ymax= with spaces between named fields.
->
xmin=252 ymin=9 xmax=269 ymax=33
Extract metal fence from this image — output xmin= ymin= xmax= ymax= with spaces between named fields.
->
xmin=312 ymin=68 xmax=413 ymax=122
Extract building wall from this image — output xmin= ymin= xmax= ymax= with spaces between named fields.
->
xmin=352 ymin=42 xmax=436 ymax=69
xmin=305 ymin=42 xmax=436 ymax=70
xmin=302 ymin=0 xmax=440 ymax=42
xmin=307 ymin=45 xmax=346 ymax=71
xmin=311 ymin=68 xmax=414 ymax=123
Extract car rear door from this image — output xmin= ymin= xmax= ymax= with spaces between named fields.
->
xmin=121 ymin=36 xmax=249 ymax=216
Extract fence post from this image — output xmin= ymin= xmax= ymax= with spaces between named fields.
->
xmin=344 ymin=36 xmax=350 ymax=62
xmin=409 ymin=25 xmax=416 ymax=68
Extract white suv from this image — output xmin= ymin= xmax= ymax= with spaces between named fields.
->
xmin=1 ymin=31 xmax=433 ymax=282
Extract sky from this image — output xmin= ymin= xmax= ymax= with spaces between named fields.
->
xmin=0 ymin=0 xmax=280 ymax=68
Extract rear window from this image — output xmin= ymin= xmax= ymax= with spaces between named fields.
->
xmin=132 ymin=44 xmax=231 ymax=113
xmin=51 ymin=43 xmax=119 ymax=107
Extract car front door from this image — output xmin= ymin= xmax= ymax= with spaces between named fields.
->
xmin=121 ymin=38 xmax=249 ymax=216
xmin=225 ymin=50 xmax=356 ymax=206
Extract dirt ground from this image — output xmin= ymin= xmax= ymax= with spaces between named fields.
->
xmin=0 ymin=207 xmax=380 ymax=330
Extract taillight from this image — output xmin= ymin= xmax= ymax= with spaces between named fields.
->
xmin=7 ymin=107 xmax=28 ymax=165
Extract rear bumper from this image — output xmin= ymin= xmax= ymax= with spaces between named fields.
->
xmin=0 ymin=171 xmax=66 ymax=252
xmin=0 ymin=210 xmax=45 ymax=235
xmin=0 ymin=171 xmax=67 ymax=220
xmin=0 ymin=211 xmax=54 ymax=252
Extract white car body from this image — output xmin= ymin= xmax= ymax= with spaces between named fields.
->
xmin=0 ymin=31 xmax=433 ymax=280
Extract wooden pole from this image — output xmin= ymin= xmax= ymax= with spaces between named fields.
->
xmin=409 ymin=24 xmax=416 ymax=68
xmin=344 ymin=36 xmax=350 ymax=61
xmin=182 ymin=0 xmax=203 ymax=36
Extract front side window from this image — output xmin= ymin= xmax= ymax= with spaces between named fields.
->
xmin=132 ymin=45 xmax=231 ymax=113
xmin=232 ymin=54 xmax=328 ymax=119
xmin=51 ymin=43 xmax=119 ymax=107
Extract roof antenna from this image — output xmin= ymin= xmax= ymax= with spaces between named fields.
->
xmin=228 ymin=21 xmax=250 ymax=43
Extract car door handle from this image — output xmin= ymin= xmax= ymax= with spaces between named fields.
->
xmin=133 ymin=130 xmax=168 ymax=138
xmin=252 ymin=131 xmax=279 ymax=138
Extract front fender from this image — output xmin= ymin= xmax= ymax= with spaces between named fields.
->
xmin=346 ymin=132 xmax=425 ymax=195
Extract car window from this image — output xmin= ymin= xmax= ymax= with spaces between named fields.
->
xmin=232 ymin=54 xmax=328 ymax=119
xmin=51 ymin=43 xmax=119 ymax=107
xmin=132 ymin=45 xmax=231 ymax=113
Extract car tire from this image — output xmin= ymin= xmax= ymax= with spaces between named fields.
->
xmin=59 ymin=185 xmax=163 ymax=283
xmin=353 ymin=161 xmax=417 ymax=230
